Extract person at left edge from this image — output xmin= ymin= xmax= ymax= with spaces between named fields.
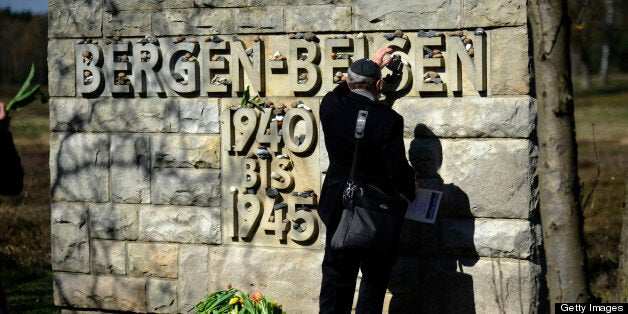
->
xmin=0 ymin=100 xmax=24 ymax=314
xmin=0 ymin=101 xmax=23 ymax=195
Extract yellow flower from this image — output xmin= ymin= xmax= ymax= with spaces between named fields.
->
xmin=229 ymin=297 xmax=239 ymax=305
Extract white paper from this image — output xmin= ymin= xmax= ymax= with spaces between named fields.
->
xmin=405 ymin=188 xmax=442 ymax=224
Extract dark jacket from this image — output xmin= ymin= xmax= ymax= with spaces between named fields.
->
xmin=0 ymin=127 xmax=23 ymax=195
xmin=318 ymin=82 xmax=415 ymax=226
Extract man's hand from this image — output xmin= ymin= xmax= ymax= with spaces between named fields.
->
xmin=0 ymin=102 xmax=9 ymax=129
xmin=370 ymin=47 xmax=394 ymax=69
xmin=0 ymin=102 xmax=6 ymax=120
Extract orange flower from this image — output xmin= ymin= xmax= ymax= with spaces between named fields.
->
xmin=250 ymin=291 xmax=263 ymax=302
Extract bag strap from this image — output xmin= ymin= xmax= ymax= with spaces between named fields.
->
xmin=347 ymin=103 xmax=402 ymax=199
xmin=348 ymin=105 xmax=370 ymax=183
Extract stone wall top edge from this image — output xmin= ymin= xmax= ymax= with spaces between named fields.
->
xmin=47 ymin=25 xmax=530 ymax=39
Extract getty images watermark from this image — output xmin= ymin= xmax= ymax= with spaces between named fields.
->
xmin=556 ymin=303 xmax=626 ymax=313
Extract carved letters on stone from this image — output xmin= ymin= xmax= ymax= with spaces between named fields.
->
xmin=221 ymin=105 xmax=322 ymax=248
xmin=72 ymin=32 xmax=489 ymax=249
xmin=75 ymin=32 xmax=487 ymax=98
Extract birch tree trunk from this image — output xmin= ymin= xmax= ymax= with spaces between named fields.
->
xmin=571 ymin=43 xmax=591 ymax=89
xmin=528 ymin=0 xmax=591 ymax=310
xmin=598 ymin=0 xmax=613 ymax=84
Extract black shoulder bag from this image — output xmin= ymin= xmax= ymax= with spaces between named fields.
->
xmin=330 ymin=107 xmax=408 ymax=256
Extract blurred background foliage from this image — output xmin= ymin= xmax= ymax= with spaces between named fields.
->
xmin=0 ymin=1 xmax=627 ymax=88
xmin=0 ymin=8 xmax=48 ymax=86
xmin=568 ymin=0 xmax=627 ymax=86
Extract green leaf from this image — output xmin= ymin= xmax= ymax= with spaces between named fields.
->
xmin=241 ymin=296 xmax=255 ymax=310
xmin=208 ymin=292 xmax=236 ymax=311
xmin=12 ymin=84 xmax=40 ymax=103
xmin=249 ymin=97 xmax=265 ymax=107
xmin=197 ymin=289 xmax=237 ymax=313
xmin=197 ymin=288 xmax=283 ymax=314
xmin=240 ymin=86 xmax=251 ymax=107
xmin=10 ymin=95 xmax=37 ymax=111
xmin=15 ymin=64 xmax=36 ymax=100
xmin=6 ymin=64 xmax=46 ymax=111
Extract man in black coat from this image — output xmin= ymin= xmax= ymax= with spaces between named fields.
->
xmin=318 ymin=48 xmax=416 ymax=313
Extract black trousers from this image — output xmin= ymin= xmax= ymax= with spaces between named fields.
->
xmin=319 ymin=221 xmax=395 ymax=314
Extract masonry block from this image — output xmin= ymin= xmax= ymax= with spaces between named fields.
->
xmin=179 ymin=99 xmax=220 ymax=134
xmin=51 ymin=203 xmax=89 ymax=273
xmin=91 ymin=239 xmax=127 ymax=275
xmin=353 ymin=0 xmax=462 ymax=31
xmin=49 ymin=0 xmax=103 ymax=37
xmin=441 ymin=218 xmax=535 ymax=258
xmin=209 ymin=246 xmax=323 ymax=312
xmin=462 ymin=0 xmax=527 ymax=28
xmin=152 ymin=8 xmax=234 ymax=36
xmin=50 ymin=133 xmax=110 ymax=202
xmin=393 ymin=96 xmax=536 ymax=139
xmin=178 ymin=245 xmax=210 ymax=313
xmin=234 ymin=7 xmax=285 ymax=33
xmin=490 ymin=26 xmax=532 ymax=95
xmin=152 ymin=134 xmax=220 ymax=169
xmin=103 ymin=11 xmax=152 ymax=37
xmin=152 ymin=168 xmax=221 ymax=206
xmin=139 ymin=206 xmax=221 ymax=244
xmin=408 ymin=138 xmax=536 ymax=219
xmin=284 ymin=6 xmax=351 ymax=32
xmin=111 ymin=134 xmax=151 ymax=204
xmin=147 ymin=278 xmax=178 ymax=313
xmin=53 ymin=273 xmax=146 ymax=312
xmin=50 ymin=98 xmax=179 ymax=133
xmin=47 ymin=41 xmax=76 ymax=97
xmin=89 ymin=203 xmax=139 ymax=240
xmin=128 ymin=242 xmax=179 ymax=278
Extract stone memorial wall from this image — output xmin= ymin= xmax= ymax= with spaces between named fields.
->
xmin=48 ymin=0 xmax=542 ymax=312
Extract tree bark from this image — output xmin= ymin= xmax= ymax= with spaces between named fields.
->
xmin=528 ymin=0 xmax=591 ymax=310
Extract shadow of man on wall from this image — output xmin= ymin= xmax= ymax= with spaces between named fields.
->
xmin=388 ymin=124 xmax=480 ymax=313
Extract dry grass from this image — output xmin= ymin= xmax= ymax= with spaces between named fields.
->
xmin=0 ymin=103 xmax=50 ymax=268
xmin=0 ymin=90 xmax=56 ymax=312
xmin=574 ymin=74 xmax=628 ymax=301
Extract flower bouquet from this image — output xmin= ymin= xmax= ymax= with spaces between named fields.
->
xmin=195 ymin=288 xmax=285 ymax=314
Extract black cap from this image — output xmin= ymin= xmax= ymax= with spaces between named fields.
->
xmin=349 ymin=59 xmax=380 ymax=78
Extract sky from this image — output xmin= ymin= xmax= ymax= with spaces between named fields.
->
xmin=0 ymin=0 xmax=48 ymax=14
